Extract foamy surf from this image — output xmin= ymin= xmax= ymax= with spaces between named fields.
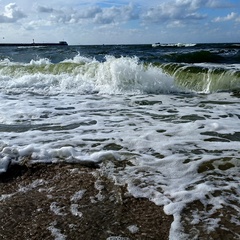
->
xmin=0 ymin=44 xmax=239 ymax=239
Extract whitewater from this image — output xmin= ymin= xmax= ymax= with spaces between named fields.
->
xmin=0 ymin=44 xmax=239 ymax=239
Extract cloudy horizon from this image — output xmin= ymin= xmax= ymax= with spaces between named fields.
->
xmin=0 ymin=0 xmax=239 ymax=45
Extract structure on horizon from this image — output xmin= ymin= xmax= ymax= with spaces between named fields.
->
xmin=0 ymin=40 xmax=68 ymax=47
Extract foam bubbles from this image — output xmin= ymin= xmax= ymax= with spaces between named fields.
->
xmin=48 ymin=221 xmax=66 ymax=240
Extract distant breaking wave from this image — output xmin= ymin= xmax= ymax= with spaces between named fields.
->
xmin=152 ymin=43 xmax=197 ymax=47
xmin=152 ymin=42 xmax=240 ymax=49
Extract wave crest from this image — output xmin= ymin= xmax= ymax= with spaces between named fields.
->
xmin=0 ymin=55 xmax=177 ymax=95
xmin=161 ymin=63 xmax=240 ymax=93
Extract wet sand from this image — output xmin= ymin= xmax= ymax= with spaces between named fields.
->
xmin=0 ymin=163 xmax=173 ymax=240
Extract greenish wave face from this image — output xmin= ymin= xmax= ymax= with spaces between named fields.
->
xmin=160 ymin=63 xmax=240 ymax=93
xmin=1 ymin=57 xmax=240 ymax=95
xmin=0 ymin=62 xmax=91 ymax=76
xmin=0 ymin=57 xmax=177 ymax=95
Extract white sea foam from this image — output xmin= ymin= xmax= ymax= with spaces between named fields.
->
xmin=29 ymin=58 xmax=52 ymax=65
xmin=0 ymin=54 xmax=239 ymax=239
xmin=70 ymin=204 xmax=83 ymax=217
xmin=19 ymin=179 xmax=47 ymax=193
xmin=62 ymin=53 xmax=95 ymax=64
xmin=127 ymin=225 xmax=139 ymax=233
xmin=48 ymin=221 xmax=67 ymax=240
xmin=106 ymin=237 xmax=130 ymax=240
xmin=70 ymin=190 xmax=86 ymax=202
xmin=0 ymin=157 xmax=11 ymax=173
xmin=50 ymin=202 xmax=67 ymax=216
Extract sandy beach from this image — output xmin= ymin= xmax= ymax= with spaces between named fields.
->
xmin=0 ymin=163 xmax=173 ymax=240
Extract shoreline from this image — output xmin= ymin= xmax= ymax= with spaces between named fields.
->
xmin=0 ymin=162 xmax=173 ymax=240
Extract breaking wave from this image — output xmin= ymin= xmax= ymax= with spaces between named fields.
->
xmin=161 ymin=63 xmax=240 ymax=93
xmin=0 ymin=55 xmax=177 ymax=95
xmin=0 ymin=54 xmax=239 ymax=95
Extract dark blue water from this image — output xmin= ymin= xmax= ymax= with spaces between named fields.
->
xmin=1 ymin=43 xmax=240 ymax=64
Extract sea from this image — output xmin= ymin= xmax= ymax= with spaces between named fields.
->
xmin=0 ymin=43 xmax=239 ymax=239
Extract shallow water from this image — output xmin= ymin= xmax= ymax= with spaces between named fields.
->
xmin=0 ymin=44 xmax=240 ymax=239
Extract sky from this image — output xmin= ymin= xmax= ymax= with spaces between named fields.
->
xmin=0 ymin=0 xmax=239 ymax=45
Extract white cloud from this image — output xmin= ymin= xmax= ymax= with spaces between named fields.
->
xmin=142 ymin=0 xmax=207 ymax=24
xmin=175 ymin=0 xmax=235 ymax=9
xmin=33 ymin=3 xmax=139 ymax=26
xmin=93 ymin=8 xmax=116 ymax=24
xmin=206 ymin=0 xmax=235 ymax=8
xmin=23 ymin=19 xmax=52 ymax=31
xmin=141 ymin=0 xmax=238 ymax=25
xmin=0 ymin=3 xmax=26 ymax=23
xmin=93 ymin=4 xmax=138 ymax=24
xmin=213 ymin=12 xmax=238 ymax=22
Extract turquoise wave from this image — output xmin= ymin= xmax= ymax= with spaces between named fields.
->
xmin=0 ymin=57 xmax=240 ymax=94
xmin=0 ymin=57 xmax=176 ymax=94
xmin=160 ymin=63 xmax=240 ymax=93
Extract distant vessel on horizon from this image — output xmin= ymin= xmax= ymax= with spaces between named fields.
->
xmin=0 ymin=40 xmax=68 ymax=47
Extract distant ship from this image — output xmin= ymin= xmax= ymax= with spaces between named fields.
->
xmin=0 ymin=41 xmax=68 ymax=47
